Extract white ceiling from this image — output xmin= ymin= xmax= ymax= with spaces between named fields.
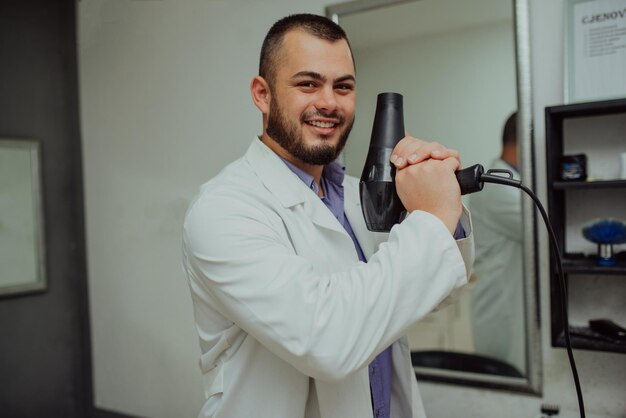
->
xmin=338 ymin=0 xmax=514 ymax=51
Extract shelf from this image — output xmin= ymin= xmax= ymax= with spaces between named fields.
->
xmin=546 ymin=99 xmax=626 ymax=354
xmin=554 ymin=326 xmax=626 ymax=354
xmin=553 ymin=179 xmax=626 ymax=190
xmin=561 ymin=253 xmax=626 ymax=275
xmin=546 ymin=98 xmax=626 ymax=119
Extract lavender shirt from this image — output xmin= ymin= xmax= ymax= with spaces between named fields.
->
xmin=281 ymin=158 xmax=393 ymax=418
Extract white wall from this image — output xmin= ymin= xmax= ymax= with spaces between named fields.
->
xmin=78 ymin=1 xmax=626 ymax=417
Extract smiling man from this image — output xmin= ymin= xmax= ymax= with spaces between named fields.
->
xmin=183 ymin=14 xmax=474 ymax=418
xmin=251 ymin=22 xmax=356 ymax=188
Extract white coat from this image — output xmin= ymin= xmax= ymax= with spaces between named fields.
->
xmin=183 ymin=138 xmax=474 ymax=418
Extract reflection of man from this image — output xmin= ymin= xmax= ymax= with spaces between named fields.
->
xmin=183 ymin=14 xmax=474 ymax=418
xmin=470 ymin=112 xmax=525 ymax=373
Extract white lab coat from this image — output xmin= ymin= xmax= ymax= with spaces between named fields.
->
xmin=183 ymin=138 xmax=474 ymax=418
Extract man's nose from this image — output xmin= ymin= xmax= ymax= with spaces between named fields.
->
xmin=315 ymin=86 xmax=338 ymax=112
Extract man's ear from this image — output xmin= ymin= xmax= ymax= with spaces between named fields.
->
xmin=250 ymin=76 xmax=271 ymax=114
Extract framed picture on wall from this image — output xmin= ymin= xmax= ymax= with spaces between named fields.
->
xmin=0 ymin=138 xmax=47 ymax=298
xmin=565 ymin=0 xmax=626 ymax=103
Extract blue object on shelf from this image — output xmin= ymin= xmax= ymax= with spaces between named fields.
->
xmin=582 ymin=218 xmax=626 ymax=266
xmin=560 ymin=154 xmax=587 ymax=181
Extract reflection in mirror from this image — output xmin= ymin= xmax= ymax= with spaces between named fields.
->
xmin=328 ymin=0 xmax=540 ymax=393
xmin=469 ymin=111 xmax=525 ymax=373
xmin=0 ymin=139 xmax=46 ymax=297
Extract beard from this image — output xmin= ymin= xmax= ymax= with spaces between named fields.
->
xmin=266 ymin=95 xmax=354 ymax=166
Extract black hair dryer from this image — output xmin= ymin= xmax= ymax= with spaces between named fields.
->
xmin=359 ymin=92 xmax=484 ymax=232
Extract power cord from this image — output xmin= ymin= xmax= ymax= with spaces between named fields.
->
xmin=480 ymin=169 xmax=586 ymax=418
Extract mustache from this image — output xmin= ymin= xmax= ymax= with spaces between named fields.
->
xmin=300 ymin=110 xmax=345 ymax=124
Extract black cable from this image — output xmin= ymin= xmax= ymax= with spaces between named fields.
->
xmin=480 ymin=171 xmax=586 ymax=418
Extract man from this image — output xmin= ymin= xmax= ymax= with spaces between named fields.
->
xmin=183 ymin=14 xmax=473 ymax=418
xmin=470 ymin=112 xmax=525 ymax=374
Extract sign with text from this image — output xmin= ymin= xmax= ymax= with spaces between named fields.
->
xmin=566 ymin=0 xmax=626 ymax=103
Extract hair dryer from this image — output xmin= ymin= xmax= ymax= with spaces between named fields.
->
xmin=360 ymin=92 xmax=484 ymax=232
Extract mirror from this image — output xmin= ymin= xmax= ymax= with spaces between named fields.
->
xmin=327 ymin=0 xmax=540 ymax=393
xmin=0 ymin=139 xmax=47 ymax=298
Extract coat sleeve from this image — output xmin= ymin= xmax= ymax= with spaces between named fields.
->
xmin=429 ymin=205 xmax=474 ymax=311
xmin=183 ymin=188 xmax=468 ymax=381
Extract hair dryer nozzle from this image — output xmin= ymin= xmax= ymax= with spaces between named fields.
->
xmin=360 ymin=93 xmax=406 ymax=232
xmin=369 ymin=93 xmax=405 ymax=150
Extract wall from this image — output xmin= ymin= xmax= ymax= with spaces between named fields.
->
xmin=0 ymin=1 xmax=91 ymax=417
xmin=78 ymin=1 xmax=626 ymax=417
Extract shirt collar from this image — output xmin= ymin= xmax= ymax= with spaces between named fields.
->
xmin=280 ymin=157 xmax=346 ymax=195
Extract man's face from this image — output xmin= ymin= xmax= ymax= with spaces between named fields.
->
xmin=265 ymin=30 xmax=356 ymax=166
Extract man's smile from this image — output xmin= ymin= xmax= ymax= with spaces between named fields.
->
xmin=303 ymin=114 xmax=343 ymax=136
xmin=307 ymin=120 xmax=337 ymax=128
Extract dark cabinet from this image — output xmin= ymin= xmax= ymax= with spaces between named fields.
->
xmin=545 ymin=98 xmax=626 ymax=354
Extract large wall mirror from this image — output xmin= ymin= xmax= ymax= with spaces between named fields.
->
xmin=327 ymin=0 xmax=540 ymax=393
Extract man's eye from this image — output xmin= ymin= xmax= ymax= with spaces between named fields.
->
xmin=298 ymin=82 xmax=316 ymax=88
xmin=335 ymin=84 xmax=354 ymax=91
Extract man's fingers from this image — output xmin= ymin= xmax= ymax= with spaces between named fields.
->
xmin=444 ymin=156 xmax=461 ymax=172
xmin=434 ymin=148 xmax=460 ymax=161
xmin=391 ymin=136 xmax=436 ymax=168
xmin=390 ymin=136 xmax=460 ymax=169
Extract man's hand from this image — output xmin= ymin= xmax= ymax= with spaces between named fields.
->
xmin=390 ymin=134 xmax=460 ymax=169
xmin=391 ymin=135 xmax=462 ymax=234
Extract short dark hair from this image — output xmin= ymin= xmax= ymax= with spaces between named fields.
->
xmin=259 ymin=14 xmax=352 ymax=87
xmin=502 ymin=111 xmax=517 ymax=147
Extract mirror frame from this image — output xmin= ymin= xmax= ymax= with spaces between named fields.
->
xmin=0 ymin=138 xmax=47 ymax=298
xmin=327 ymin=0 xmax=541 ymax=395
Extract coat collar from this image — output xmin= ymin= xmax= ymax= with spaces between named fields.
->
xmin=244 ymin=137 xmax=308 ymax=208
xmin=244 ymin=137 xmax=347 ymax=235
xmin=243 ymin=137 xmax=388 ymax=257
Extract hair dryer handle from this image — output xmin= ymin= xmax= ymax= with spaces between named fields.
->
xmin=456 ymin=164 xmax=484 ymax=195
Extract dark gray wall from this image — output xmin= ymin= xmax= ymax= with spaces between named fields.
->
xmin=0 ymin=1 xmax=92 ymax=417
